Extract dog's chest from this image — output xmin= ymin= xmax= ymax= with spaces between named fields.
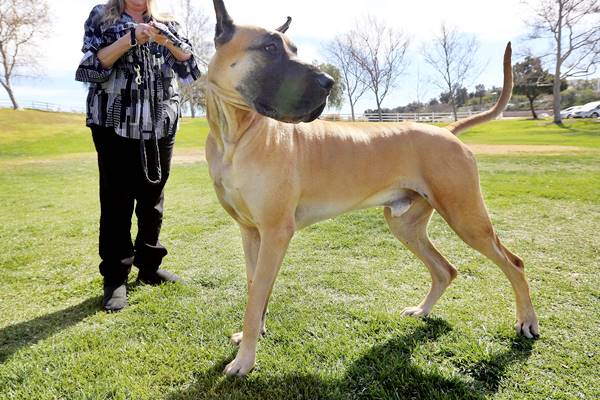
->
xmin=218 ymin=167 xmax=238 ymax=206
xmin=209 ymin=159 xmax=255 ymax=226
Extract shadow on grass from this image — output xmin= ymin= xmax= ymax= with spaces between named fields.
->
xmin=0 ymin=297 xmax=100 ymax=364
xmin=453 ymin=335 xmax=534 ymax=393
xmin=168 ymin=318 xmax=534 ymax=400
xmin=554 ymin=121 xmax=600 ymax=135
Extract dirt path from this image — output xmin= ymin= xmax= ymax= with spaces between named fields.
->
xmin=171 ymin=145 xmax=591 ymax=164
xmin=172 ymin=149 xmax=206 ymax=164
xmin=0 ymin=150 xmax=207 ymax=167
xmin=1 ymin=144 xmax=593 ymax=168
xmin=466 ymin=144 xmax=588 ymax=155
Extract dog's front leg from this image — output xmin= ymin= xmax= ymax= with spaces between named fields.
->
xmin=224 ymin=225 xmax=294 ymax=377
xmin=230 ymin=225 xmax=266 ymax=346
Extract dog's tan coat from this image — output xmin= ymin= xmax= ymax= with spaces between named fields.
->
xmin=205 ymin=25 xmax=539 ymax=376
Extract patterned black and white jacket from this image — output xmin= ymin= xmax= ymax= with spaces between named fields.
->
xmin=75 ymin=4 xmax=201 ymax=140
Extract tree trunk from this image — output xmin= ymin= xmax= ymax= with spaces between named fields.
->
xmin=347 ymin=89 xmax=356 ymax=121
xmin=190 ymin=92 xmax=196 ymax=118
xmin=552 ymin=67 xmax=562 ymax=124
xmin=1 ymin=80 xmax=20 ymax=110
xmin=450 ymin=99 xmax=458 ymax=121
xmin=553 ymin=2 xmax=563 ymax=125
xmin=527 ymin=96 xmax=538 ymax=119
xmin=376 ymin=98 xmax=383 ymax=122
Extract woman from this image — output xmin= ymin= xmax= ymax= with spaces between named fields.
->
xmin=76 ymin=0 xmax=201 ymax=311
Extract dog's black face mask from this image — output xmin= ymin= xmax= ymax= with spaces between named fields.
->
xmin=236 ymin=34 xmax=334 ymax=123
xmin=212 ymin=1 xmax=333 ymax=123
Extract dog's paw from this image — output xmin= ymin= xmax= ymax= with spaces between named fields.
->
xmin=223 ymin=352 xmax=255 ymax=377
xmin=401 ymin=306 xmax=430 ymax=317
xmin=230 ymin=332 xmax=243 ymax=346
xmin=516 ymin=315 xmax=540 ymax=339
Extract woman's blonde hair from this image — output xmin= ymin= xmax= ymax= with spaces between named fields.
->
xmin=102 ymin=0 xmax=172 ymax=24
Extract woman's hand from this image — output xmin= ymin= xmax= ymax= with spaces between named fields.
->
xmin=149 ymin=21 xmax=191 ymax=62
xmin=148 ymin=22 xmax=171 ymax=46
xmin=149 ymin=31 xmax=170 ymax=46
xmin=135 ymin=23 xmax=154 ymax=45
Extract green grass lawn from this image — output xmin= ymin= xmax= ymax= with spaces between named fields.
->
xmin=0 ymin=110 xmax=210 ymax=158
xmin=459 ymin=118 xmax=600 ymax=148
xmin=0 ymin=111 xmax=599 ymax=399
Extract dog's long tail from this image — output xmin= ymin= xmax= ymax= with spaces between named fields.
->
xmin=446 ymin=42 xmax=513 ymax=136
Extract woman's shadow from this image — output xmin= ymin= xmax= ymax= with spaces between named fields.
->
xmin=169 ymin=318 xmax=534 ymax=400
xmin=0 ymin=297 xmax=100 ymax=364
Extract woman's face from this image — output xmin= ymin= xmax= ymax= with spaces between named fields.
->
xmin=124 ymin=0 xmax=148 ymax=13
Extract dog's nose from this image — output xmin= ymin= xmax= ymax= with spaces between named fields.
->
xmin=316 ymin=73 xmax=334 ymax=91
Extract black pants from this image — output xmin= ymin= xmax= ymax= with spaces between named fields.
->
xmin=91 ymin=125 xmax=175 ymax=285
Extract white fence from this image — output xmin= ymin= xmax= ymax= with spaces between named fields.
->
xmin=0 ymin=101 xmax=495 ymax=122
xmin=321 ymin=111 xmax=480 ymax=122
xmin=0 ymin=99 xmax=85 ymax=114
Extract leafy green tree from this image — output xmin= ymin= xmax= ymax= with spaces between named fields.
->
xmin=474 ymin=84 xmax=486 ymax=109
xmin=317 ymin=63 xmax=345 ymax=111
xmin=513 ymin=56 xmax=567 ymax=119
xmin=440 ymin=86 xmax=468 ymax=108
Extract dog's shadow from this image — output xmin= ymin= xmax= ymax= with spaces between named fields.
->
xmin=167 ymin=318 xmax=534 ymax=400
xmin=0 ymin=296 xmax=101 ymax=364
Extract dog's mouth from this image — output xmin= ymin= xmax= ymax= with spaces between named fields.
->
xmin=254 ymin=101 xmax=279 ymax=119
xmin=254 ymin=101 xmax=327 ymax=124
xmin=302 ymin=102 xmax=327 ymax=123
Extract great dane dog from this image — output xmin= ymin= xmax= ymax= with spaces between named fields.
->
xmin=205 ymin=0 xmax=539 ymax=376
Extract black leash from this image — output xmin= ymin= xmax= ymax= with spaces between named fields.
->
xmin=137 ymin=43 xmax=162 ymax=186
xmin=133 ymin=18 xmax=194 ymax=186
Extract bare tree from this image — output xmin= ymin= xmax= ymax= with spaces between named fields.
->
xmin=324 ymin=35 xmax=368 ymax=121
xmin=525 ymin=0 xmax=600 ymax=124
xmin=176 ymin=0 xmax=213 ymax=117
xmin=423 ymin=23 xmax=481 ymax=122
xmin=413 ymin=66 xmax=428 ymax=115
xmin=349 ymin=16 xmax=410 ymax=122
xmin=0 ymin=0 xmax=50 ymax=110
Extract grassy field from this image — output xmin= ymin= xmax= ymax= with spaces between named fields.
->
xmin=0 ymin=110 xmax=598 ymax=399
xmin=459 ymin=118 xmax=600 ymax=148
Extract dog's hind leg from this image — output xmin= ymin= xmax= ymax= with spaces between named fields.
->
xmin=434 ymin=194 xmax=539 ymax=338
xmin=426 ymin=162 xmax=539 ymax=338
xmin=230 ymin=225 xmax=269 ymax=346
xmin=384 ymin=196 xmax=458 ymax=317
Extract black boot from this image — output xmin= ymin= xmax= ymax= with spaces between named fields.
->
xmin=137 ymin=268 xmax=181 ymax=285
xmin=103 ymin=282 xmax=128 ymax=312
xmin=100 ymin=258 xmax=132 ymax=312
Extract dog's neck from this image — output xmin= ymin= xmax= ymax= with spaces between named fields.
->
xmin=206 ymin=80 xmax=262 ymax=163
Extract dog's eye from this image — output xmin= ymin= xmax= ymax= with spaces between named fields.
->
xmin=264 ymin=44 xmax=278 ymax=53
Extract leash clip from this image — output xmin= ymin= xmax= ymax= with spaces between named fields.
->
xmin=134 ymin=64 xmax=142 ymax=85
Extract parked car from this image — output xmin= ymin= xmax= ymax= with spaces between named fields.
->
xmin=572 ymin=101 xmax=600 ymax=118
xmin=560 ymin=106 xmax=581 ymax=119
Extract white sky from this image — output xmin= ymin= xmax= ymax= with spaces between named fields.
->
xmin=1 ymin=0 xmax=565 ymax=113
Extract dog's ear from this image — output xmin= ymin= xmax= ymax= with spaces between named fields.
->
xmin=276 ymin=17 xmax=292 ymax=34
xmin=213 ymin=0 xmax=235 ymax=46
